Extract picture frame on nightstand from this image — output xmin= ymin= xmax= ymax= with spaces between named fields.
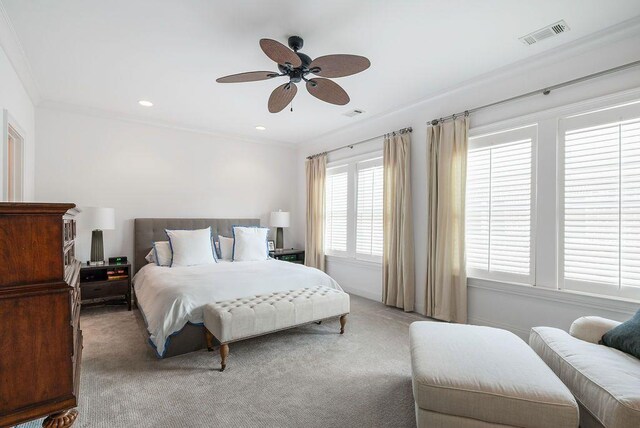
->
xmin=268 ymin=240 xmax=275 ymax=251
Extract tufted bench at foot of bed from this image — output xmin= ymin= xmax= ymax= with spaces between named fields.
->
xmin=202 ymin=286 xmax=350 ymax=371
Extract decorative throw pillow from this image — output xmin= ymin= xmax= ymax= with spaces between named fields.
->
xmin=152 ymin=241 xmax=173 ymax=267
xmin=165 ymin=228 xmax=217 ymax=267
xmin=232 ymin=226 xmax=269 ymax=261
xmin=218 ymin=235 xmax=234 ymax=261
xmin=601 ymin=309 xmax=640 ymax=359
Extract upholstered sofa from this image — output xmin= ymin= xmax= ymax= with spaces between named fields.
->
xmin=530 ymin=317 xmax=640 ymax=428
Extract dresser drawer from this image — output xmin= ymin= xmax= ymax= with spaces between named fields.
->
xmin=81 ymin=280 xmax=129 ymax=300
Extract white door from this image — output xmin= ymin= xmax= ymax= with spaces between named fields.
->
xmin=6 ymin=123 xmax=24 ymax=202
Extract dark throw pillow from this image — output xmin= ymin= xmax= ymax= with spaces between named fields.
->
xmin=601 ymin=309 xmax=640 ymax=359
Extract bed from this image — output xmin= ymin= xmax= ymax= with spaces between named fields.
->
xmin=133 ymin=218 xmax=343 ymax=358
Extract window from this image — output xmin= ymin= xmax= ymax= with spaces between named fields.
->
xmin=466 ymin=125 xmax=536 ymax=284
xmin=325 ymin=153 xmax=384 ymax=262
xmin=466 ymin=95 xmax=640 ymax=302
xmin=559 ymin=102 xmax=640 ymax=300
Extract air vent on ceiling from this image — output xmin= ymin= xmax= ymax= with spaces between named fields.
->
xmin=343 ymin=108 xmax=365 ymax=118
xmin=519 ymin=20 xmax=570 ymax=46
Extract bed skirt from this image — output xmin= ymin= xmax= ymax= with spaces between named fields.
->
xmin=138 ymin=302 xmax=214 ymax=358
xmin=153 ymin=322 xmax=210 ymax=358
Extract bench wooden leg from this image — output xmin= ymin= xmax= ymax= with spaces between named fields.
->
xmin=205 ymin=329 xmax=215 ymax=352
xmin=220 ymin=343 xmax=229 ymax=372
xmin=340 ymin=315 xmax=347 ymax=334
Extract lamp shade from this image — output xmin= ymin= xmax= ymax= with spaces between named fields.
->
xmin=84 ymin=207 xmax=115 ymax=230
xmin=270 ymin=210 xmax=290 ymax=228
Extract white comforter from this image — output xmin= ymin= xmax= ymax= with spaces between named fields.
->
xmin=133 ymin=260 xmax=342 ymax=356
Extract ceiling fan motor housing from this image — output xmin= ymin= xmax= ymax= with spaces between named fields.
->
xmin=278 ymin=53 xmax=313 ymax=82
xmin=288 ymin=68 xmax=304 ymax=83
xmin=296 ymin=52 xmax=312 ymax=68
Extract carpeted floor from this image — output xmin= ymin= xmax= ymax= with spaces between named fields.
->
xmin=20 ymin=295 xmax=426 ymax=428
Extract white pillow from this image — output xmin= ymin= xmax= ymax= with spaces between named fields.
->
xmin=218 ymin=235 xmax=234 ymax=261
xmin=152 ymin=241 xmax=172 ymax=266
xmin=569 ymin=316 xmax=622 ymax=344
xmin=232 ymin=227 xmax=269 ymax=261
xmin=165 ymin=228 xmax=217 ymax=267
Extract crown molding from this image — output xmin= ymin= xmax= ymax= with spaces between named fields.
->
xmin=299 ymin=16 xmax=640 ymax=147
xmin=37 ymin=100 xmax=297 ymax=149
xmin=0 ymin=1 xmax=40 ymax=104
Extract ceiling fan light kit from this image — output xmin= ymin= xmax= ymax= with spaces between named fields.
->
xmin=217 ymin=36 xmax=370 ymax=113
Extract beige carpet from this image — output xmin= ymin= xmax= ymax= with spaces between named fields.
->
xmin=20 ymin=295 xmax=425 ymax=428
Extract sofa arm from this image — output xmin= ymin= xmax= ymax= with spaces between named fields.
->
xmin=569 ymin=316 xmax=622 ymax=344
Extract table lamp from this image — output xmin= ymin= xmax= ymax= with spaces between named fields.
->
xmin=85 ymin=207 xmax=115 ymax=265
xmin=270 ymin=210 xmax=290 ymax=250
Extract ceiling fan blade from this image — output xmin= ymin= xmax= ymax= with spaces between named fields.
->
xmin=306 ymin=78 xmax=350 ymax=106
xmin=268 ymin=82 xmax=297 ymax=113
xmin=308 ymin=54 xmax=370 ymax=78
xmin=260 ymin=39 xmax=302 ymax=68
xmin=216 ymin=71 xmax=279 ymax=83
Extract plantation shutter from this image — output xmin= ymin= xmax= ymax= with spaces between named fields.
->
xmin=325 ymin=166 xmax=348 ymax=253
xmin=356 ymin=158 xmax=384 ymax=258
xmin=466 ymin=126 xmax=536 ymax=284
xmin=466 ymin=149 xmax=491 ymax=271
xmin=560 ymin=102 xmax=640 ymax=299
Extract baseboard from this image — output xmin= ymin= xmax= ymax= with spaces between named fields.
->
xmin=340 ymin=285 xmax=381 ymax=302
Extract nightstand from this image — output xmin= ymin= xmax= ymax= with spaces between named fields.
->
xmin=269 ymin=249 xmax=305 ymax=264
xmin=80 ymin=263 xmax=132 ymax=310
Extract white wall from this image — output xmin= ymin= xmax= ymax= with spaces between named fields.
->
xmin=35 ymin=106 xmax=297 ymax=264
xmin=0 ymin=44 xmax=35 ymax=200
xmin=294 ymin=23 xmax=640 ymax=334
xmin=326 ymin=258 xmax=382 ymax=302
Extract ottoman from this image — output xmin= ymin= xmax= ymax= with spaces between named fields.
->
xmin=203 ymin=286 xmax=350 ymax=371
xmin=409 ymin=322 xmax=579 ymax=428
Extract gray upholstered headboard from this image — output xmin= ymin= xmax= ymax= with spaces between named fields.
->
xmin=134 ymin=218 xmax=260 ymax=273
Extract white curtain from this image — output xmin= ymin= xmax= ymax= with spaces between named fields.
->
xmin=383 ymin=132 xmax=415 ymax=311
xmin=426 ymin=117 xmax=468 ymax=323
xmin=305 ymin=154 xmax=327 ymax=271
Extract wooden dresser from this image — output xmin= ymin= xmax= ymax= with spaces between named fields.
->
xmin=0 ymin=203 xmax=82 ymax=428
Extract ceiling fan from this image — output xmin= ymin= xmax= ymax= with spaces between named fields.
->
xmin=216 ymin=36 xmax=370 ymax=113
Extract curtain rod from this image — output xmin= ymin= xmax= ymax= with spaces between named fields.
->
xmin=306 ymin=127 xmax=412 ymax=159
xmin=428 ymin=59 xmax=640 ymax=126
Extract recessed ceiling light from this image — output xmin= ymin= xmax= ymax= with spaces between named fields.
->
xmin=255 ymin=125 xmax=266 ymax=131
xmin=138 ymin=100 xmax=153 ymax=107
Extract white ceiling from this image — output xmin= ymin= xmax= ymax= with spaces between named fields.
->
xmin=3 ymin=0 xmax=640 ymax=144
